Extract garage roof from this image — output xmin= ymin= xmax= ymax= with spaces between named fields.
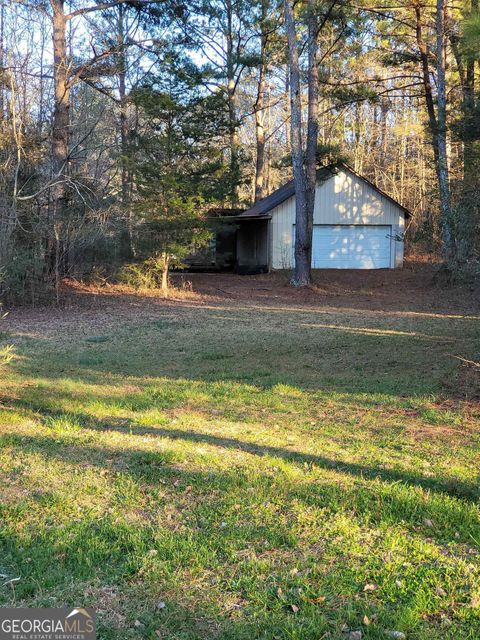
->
xmin=239 ymin=163 xmax=411 ymax=218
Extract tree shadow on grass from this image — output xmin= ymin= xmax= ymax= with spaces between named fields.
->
xmin=0 ymin=429 xmax=478 ymax=547
xmin=91 ymin=422 xmax=480 ymax=503
xmin=2 ymin=388 xmax=478 ymax=504
xmin=0 ymin=431 xmax=478 ymax=639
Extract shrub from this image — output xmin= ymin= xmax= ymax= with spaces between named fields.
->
xmin=117 ymin=259 xmax=167 ymax=290
xmin=0 ymin=245 xmax=49 ymax=305
xmin=0 ymin=309 xmax=14 ymax=365
xmin=450 ymin=184 xmax=480 ymax=282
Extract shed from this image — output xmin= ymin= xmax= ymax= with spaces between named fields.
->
xmin=236 ymin=164 xmax=410 ymax=271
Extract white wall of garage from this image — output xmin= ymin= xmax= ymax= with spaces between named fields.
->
xmin=269 ymin=167 xmax=406 ymax=269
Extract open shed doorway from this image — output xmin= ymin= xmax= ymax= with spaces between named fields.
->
xmin=236 ymin=218 xmax=270 ymax=274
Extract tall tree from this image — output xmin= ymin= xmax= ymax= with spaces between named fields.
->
xmin=434 ymin=0 xmax=452 ymax=261
xmin=253 ymin=0 xmax=281 ymax=201
xmin=22 ymin=0 xmax=172 ymax=293
xmin=128 ymin=58 xmax=230 ymax=286
xmin=51 ymin=0 xmax=71 ymax=298
xmin=186 ymin=0 xmax=258 ymax=204
xmin=253 ymin=0 xmax=269 ymax=201
xmin=451 ymin=0 xmax=480 ymax=183
xmin=284 ymin=0 xmax=320 ymax=286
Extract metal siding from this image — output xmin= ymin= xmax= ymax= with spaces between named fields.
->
xmin=271 ymin=169 xmax=405 ymax=269
xmin=271 ymin=196 xmax=295 ymax=269
xmin=394 ymin=213 xmax=405 ymax=267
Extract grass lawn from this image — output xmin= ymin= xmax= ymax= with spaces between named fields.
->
xmin=0 ymin=269 xmax=479 ymax=639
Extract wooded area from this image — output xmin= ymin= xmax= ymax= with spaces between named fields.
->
xmin=1 ymin=0 xmax=479 ymax=298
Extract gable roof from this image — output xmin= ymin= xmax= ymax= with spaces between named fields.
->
xmin=239 ymin=163 xmax=411 ymax=218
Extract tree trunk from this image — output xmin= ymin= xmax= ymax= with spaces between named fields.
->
xmin=161 ymin=252 xmax=169 ymax=291
xmin=117 ymin=4 xmax=134 ymax=256
xmin=284 ymin=0 xmax=310 ymax=286
xmin=450 ymin=0 xmax=478 ymax=185
xmin=226 ymin=0 xmax=239 ymax=205
xmin=379 ymin=96 xmax=388 ymax=173
xmin=51 ymin=0 xmax=70 ymax=299
xmin=284 ymin=67 xmax=290 ymax=154
xmin=254 ymin=42 xmax=267 ymax=201
xmin=304 ymin=0 xmax=319 ymax=272
xmin=353 ymin=103 xmax=362 ymax=172
xmin=435 ymin=0 xmax=453 ymax=261
xmin=118 ymin=4 xmax=128 ymax=205
xmin=414 ymin=0 xmax=453 ymax=260
xmin=414 ymin=3 xmax=439 ymax=166
xmin=254 ymin=0 xmax=268 ymax=202
xmin=0 ymin=1 xmax=4 ymax=119
xmin=449 ymin=0 xmax=478 ymax=264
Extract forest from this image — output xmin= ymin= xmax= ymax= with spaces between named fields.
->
xmin=1 ymin=0 xmax=479 ymax=299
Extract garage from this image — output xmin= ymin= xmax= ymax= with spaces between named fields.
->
xmin=310 ymin=225 xmax=392 ymax=269
xmin=237 ymin=163 xmax=409 ymax=271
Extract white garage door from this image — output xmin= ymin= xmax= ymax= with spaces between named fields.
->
xmin=310 ymin=225 xmax=391 ymax=269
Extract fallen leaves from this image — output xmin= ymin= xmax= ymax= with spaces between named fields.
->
xmin=470 ymin=595 xmax=480 ymax=608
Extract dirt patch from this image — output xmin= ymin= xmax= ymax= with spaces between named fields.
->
xmin=182 ymin=260 xmax=480 ymax=315
xmin=5 ymin=260 xmax=480 ymax=320
xmin=84 ymin=585 xmax=127 ymax=628
xmin=406 ymin=422 xmax=479 ymax=445
xmin=443 ymin=359 xmax=480 ymax=402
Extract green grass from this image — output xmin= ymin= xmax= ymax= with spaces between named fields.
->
xmin=0 ymin=292 xmax=479 ymax=639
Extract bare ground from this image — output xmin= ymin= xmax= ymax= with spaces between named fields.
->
xmin=4 ymin=259 xmax=479 ymax=333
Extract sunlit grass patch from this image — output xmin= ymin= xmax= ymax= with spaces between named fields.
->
xmin=0 ymin=295 xmax=479 ymax=639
